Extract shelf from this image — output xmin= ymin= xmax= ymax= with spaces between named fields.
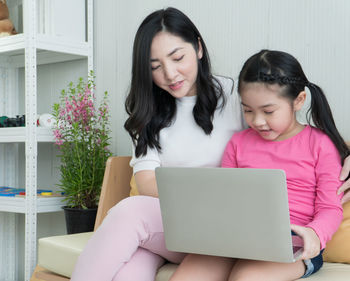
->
xmin=0 ymin=33 xmax=89 ymax=67
xmin=0 ymin=196 xmax=65 ymax=213
xmin=0 ymin=33 xmax=25 ymax=54
xmin=0 ymin=1 xmax=93 ymax=279
xmin=0 ymin=127 xmax=54 ymax=143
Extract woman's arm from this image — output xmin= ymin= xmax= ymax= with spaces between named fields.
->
xmin=130 ymin=143 xmax=160 ymax=197
xmin=134 ymin=170 xmax=158 ymax=197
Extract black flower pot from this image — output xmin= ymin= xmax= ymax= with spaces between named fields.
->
xmin=63 ymin=206 xmax=97 ymax=234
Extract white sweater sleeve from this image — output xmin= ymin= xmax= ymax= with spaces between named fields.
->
xmin=129 ymin=143 xmax=161 ymax=174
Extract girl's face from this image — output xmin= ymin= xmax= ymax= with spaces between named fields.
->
xmin=150 ymin=31 xmax=203 ymax=98
xmin=240 ymin=82 xmax=306 ymax=141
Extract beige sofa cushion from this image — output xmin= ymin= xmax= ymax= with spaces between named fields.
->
xmin=38 ymin=232 xmax=93 ymax=278
xmin=39 ymin=233 xmax=350 ymax=280
xmin=156 ymin=262 xmax=350 ymax=281
xmin=304 ymin=262 xmax=350 ymax=280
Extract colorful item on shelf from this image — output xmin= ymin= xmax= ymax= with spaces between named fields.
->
xmin=0 ymin=114 xmax=57 ymax=128
xmin=0 ymin=187 xmax=62 ymax=197
xmin=41 ymin=192 xmax=53 ymax=196
xmin=0 ymin=115 xmax=8 ymax=127
xmin=0 ymin=115 xmax=25 ymax=127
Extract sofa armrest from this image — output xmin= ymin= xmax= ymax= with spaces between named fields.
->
xmin=94 ymin=156 xmax=132 ymax=230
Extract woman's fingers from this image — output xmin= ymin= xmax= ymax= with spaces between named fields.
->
xmin=339 ymin=155 xmax=350 ymax=181
xmin=337 ymin=155 xmax=350 ymax=203
xmin=337 ymin=180 xmax=350 ymax=195
xmin=341 ymin=190 xmax=350 ymax=204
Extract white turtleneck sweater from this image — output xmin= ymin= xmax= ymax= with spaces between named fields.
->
xmin=130 ymin=76 xmax=246 ymax=173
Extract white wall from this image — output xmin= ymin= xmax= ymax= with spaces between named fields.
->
xmin=94 ymin=0 xmax=350 ymax=156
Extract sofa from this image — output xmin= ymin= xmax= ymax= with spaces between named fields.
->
xmin=32 ymin=156 xmax=350 ymax=281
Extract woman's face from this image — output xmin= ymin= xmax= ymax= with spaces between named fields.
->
xmin=150 ymin=31 xmax=202 ymax=98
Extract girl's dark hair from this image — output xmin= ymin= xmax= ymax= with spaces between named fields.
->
xmin=124 ymin=7 xmax=225 ymax=157
xmin=238 ymin=49 xmax=349 ymax=163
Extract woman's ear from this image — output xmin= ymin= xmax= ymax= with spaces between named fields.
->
xmin=294 ymin=91 xmax=307 ymax=111
xmin=197 ymin=37 xmax=203 ymax=59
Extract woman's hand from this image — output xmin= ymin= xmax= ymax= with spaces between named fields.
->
xmin=338 ymin=155 xmax=350 ymax=204
xmin=134 ymin=170 xmax=158 ymax=197
xmin=291 ymin=224 xmax=321 ymax=260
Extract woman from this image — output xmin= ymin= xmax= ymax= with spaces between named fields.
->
xmin=71 ymin=7 xmax=350 ymax=281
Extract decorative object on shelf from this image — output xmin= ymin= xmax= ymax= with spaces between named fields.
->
xmin=0 ymin=115 xmax=25 ymax=127
xmin=0 ymin=186 xmax=62 ymax=197
xmin=0 ymin=114 xmax=56 ymax=128
xmin=0 ymin=115 xmax=8 ymax=127
xmin=52 ymin=72 xmax=111 ymax=234
xmin=0 ymin=0 xmax=17 ymax=37
xmin=37 ymin=113 xmax=56 ymax=128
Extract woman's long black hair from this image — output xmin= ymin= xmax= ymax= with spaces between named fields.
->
xmin=124 ymin=7 xmax=225 ymax=157
xmin=238 ymin=49 xmax=349 ymax=163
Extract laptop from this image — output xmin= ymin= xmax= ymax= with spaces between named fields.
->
xmin=155 ymin=167 xmax=304 ymax=263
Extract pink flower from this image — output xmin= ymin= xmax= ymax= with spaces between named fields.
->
xmin=53 ymin=129 xmax=62 ymax=140
xmin=55 ymin=139 xmax=63 ymax=146
xmin=59 ymin=109 xmax=65 ymax=118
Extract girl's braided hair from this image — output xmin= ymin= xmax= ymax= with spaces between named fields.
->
xmin=238 ymin=49 xmax=349 ymax=163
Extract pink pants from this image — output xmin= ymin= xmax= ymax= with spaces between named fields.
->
xmin=70 ymin=196 xmax=186 ymax=281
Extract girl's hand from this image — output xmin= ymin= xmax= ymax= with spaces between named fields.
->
xmin=290 ymin=224 xmax=321 ymax=260
xmin=338 ymin=155 xmax=350 ymax=204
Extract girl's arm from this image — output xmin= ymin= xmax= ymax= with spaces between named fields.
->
xmin=306 ymin=136 xmax=343 ymax=250
xmin=338 ymin=155 xmax=350 ymax=204
xmin=134 ymin=170 xmax=158 ymax=197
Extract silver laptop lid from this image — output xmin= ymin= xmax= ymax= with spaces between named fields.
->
xmin=156 ymin=167 xmax=296 ymax=263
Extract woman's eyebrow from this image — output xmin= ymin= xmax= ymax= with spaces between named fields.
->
xmin=241 ymin=102 xmax=276 ymax=108
xmin=150 ymin=47 xmax=184 ymax=62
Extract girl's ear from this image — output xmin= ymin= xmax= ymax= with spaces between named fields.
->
xmin=294 ymin=91 xmax=307 ymax=111
xmin=197 ymin=37 xmax=203 ymax=59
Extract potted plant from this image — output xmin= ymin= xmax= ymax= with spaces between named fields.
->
xmin=52 ymin=72 xmax=111 ymax=234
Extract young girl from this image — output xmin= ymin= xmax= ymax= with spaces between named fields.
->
xmin=170 ymin=50 xmax=348 ymax=281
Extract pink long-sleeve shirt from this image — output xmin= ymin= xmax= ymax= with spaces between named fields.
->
xmin=221 ymin=126 xmax=343 ymax=249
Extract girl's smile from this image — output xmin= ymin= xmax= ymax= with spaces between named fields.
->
xmin=240 ymin=82 xmax=306 ymax=141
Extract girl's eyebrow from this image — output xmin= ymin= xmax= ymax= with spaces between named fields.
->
xmin=150 ymin=47 xmax=184 ymax=62
xmin=241 ymin=102 xmax=276 ymax=108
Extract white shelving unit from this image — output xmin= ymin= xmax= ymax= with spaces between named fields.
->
xmin=0 ymin=127 xmax=54 ymax=142
xmin=0 ymin=196 xmax=65 ymax=213
xmin=0 ymin=1 xmax=93 ymax=280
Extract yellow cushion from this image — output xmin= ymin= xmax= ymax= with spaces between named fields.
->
xmin=323 ymin=201 xmax=350 ymax=263
xmin=129 ymin=175 xmax=139 ymax=196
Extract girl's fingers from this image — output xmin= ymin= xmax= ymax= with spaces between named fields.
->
xmin=290 ymin=224 xmax=320 ymax=260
